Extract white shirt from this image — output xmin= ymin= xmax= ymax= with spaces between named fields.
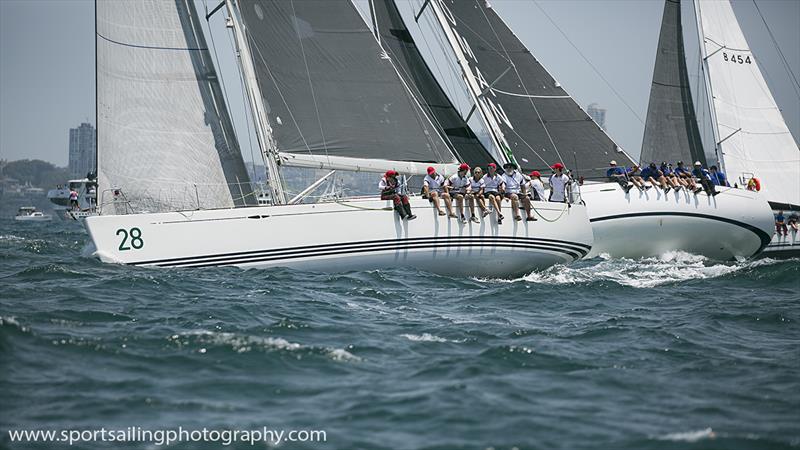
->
xmin=501 ymin=171 xmax=525 ymax=194
xmin=531 ymin=178 xmax=546 ymax=201
xmin=423 ymin=173 xmax=445 ymax=193
xmin=468 ymin=177 xmax=484 ymax=193
xmin=446 ymin=174 xmax=470 ymax=194
xmin=482 ymin=173 xmax=503 ymax=193
xmin=548 ymin=173 xmax=570 ymax=202
xmin=378 ymin=176 xmax=397 ymax=192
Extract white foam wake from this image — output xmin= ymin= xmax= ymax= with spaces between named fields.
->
xmin=656 ymin=427 xmax=716 ymax=442
xmin=517 ymin=251 xmax=780 ymax=288
xmin=401 ymin=333 xmax=464 ymax=343
xmin=170 ymin=331 xmax=360 ymax=362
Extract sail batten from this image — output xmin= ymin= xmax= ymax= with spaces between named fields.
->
xmin=96 ymin=0 xmax=253 ymax=213
xmin=237 ymin=0 xmax=457 ymax=165
xmin=696 ymin=0 xmax=800 ymax=207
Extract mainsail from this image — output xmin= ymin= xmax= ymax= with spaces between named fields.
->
xmin=696 ymin=0 xmax=799 ymax=207
xmin=438 ymin=0 xmax=636 ymax=177
xmin=640 ymin=0 xmax=705 ymax=167
xmin=238 ymin=0 xmax=457 ymax=165
xmin=96 ymin=0 xmax=253 ymax=212
xmin=372 ymin=0 xmax=496 ymax=168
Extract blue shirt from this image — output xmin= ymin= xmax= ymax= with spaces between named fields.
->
xmin=775 ymin=213 xmax=785 ymax=223
xmin=606 ymin=167 xmax=625 ymax=178
xmin=692 ymin=167 xmax=711 ymax=180
xmin=710 ymin=171 xmax=728 ymax=186
xmin=660 ymin=166 xmax=674 ymax=176
xmin=640 ymin=167 xmax=660 ymax=179
xmin=674 ymin=166 xmax=691 ymax=176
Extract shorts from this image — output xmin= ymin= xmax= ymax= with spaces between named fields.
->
xmin=503 ymin=192 xmax=520 ymax=199
xmin=483 ymin=192 xmax=499 ymax=199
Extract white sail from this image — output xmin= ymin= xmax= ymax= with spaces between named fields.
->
xmin=96 ymin=0 xmax=253 ymax=213
xmin=697 ymin=0 xmax=800 ymax=207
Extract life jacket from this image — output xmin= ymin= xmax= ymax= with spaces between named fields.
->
xmin=747 ymin=177 xmax=761 ymax=192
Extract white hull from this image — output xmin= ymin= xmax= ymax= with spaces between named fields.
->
xmin=581 ymin=182 xmax=773 ymax=260
xmin=83 ymin=198 xmax=593 ymax=278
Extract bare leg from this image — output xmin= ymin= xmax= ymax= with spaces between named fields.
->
xmin=522 ymin=195 xmax=536 ymax=220
xmin=467 ymin=194 xmax=476 ymax=217
xmin=490 ymin=194 xmax=503 ymax=220
xmin=477 ymin=196 xmax=487 ymax=217
xmin=443 ymin=192 xmax=455 ymax=217
xmin=455 ymin=194 xmax=465 ymax=220
xmin=510 ymin=194 xmax=521 ymax=220
xmin=430 ymin=192 xmax=445 ymax=215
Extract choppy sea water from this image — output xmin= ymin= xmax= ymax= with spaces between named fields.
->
xmin=1 ymin=218 xmax=798 ymax=449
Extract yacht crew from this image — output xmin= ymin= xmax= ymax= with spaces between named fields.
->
xmin=548 ymin=163 xmax=570 ymax=203
xmin=529 ymin=171 xmax=547 ymax=202
xmin=709 ymin=166 xmax=729 ymax=187
xmin=466 ymin=167 xmax=487 ymax=222
xmin=660 ymin=162 xmax=683 ymax=191
xmin=379 ymin=170 xmax=416 ymax=220
xmin=423 ymin=167 xmax=447 ymax=216
xmin=626 ymin=165 xmax=649 ymax=191
xmin=606 ymin=160 xmax=631 ymax=193
xmin=692 ymin=161 xmax=718 ymax=196
xmin=641 ymin=162 xmax=670 ymax=193
xmin=445 ymin=163 xmax=471 ymax=222
xmin=69 ymin=189 xmax=79 ymax=210
xmin=500 ymin=162 xmax=535 ymax=221
xmin=674 ymin=161 xmax=702 ymax=193
xmin=482 ymin=163 xmax=505 ymax=224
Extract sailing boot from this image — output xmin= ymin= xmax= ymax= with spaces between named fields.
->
xmin=394 ymin=204 xmax=407 ymax=219
xmin=403 ymin=203 xmax=416 ymax=220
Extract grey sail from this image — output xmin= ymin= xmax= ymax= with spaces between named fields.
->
xmin=238 ymin=0 xmax=456 ymax=164
xmin=97 ymin=0 xmax=254 ymax=213
xmin=640 ymin=0 xmax=705 ymax=166
xmin=443 ymin=0 xmax=636 ymax=177
xmin=373 ymin=0 xmax=497 ymax=167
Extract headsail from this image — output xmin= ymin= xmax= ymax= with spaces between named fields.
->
xmin=438 ymin=0 xmax=636 ymax=177
xmin=641 ymin=0 xmax=705 ymax=167
xmin=96 ymin=0 xmax=254 ymax=213
xmin=696 ymin=0 xmax=799 ymax=207
xmin=372 ymin=0 xmax=497 ymax=168
xmin=237 ymin=0 xmax=457 ymax=165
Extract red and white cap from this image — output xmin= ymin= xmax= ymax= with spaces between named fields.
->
xmin=551 ymin=162 xmax=565 ymax=170
xmin=458 ymin=163 xmax=470 ymax=171
xmin=427 ymin=166 xmax=436 ymax=175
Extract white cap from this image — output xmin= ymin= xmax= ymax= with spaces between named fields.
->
xmin=694 ymin=161 xmax=702 ymax=166
xmin=610 ymin=160 xmax=617 ymax=165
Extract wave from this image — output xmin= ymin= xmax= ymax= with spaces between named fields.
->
xmin=168 ymin=330 xmax=361 ymax=362
xmin=400 ymin=333 xmax=463 ymax=343
xmin=655 ymin=427 xmax=716 ymax=442
xmin=517 ymin=251 xmax=792 ymax=288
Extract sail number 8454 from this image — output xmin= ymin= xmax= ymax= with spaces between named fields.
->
xmin=116 ymin=227 xmax=144 ymax=251
xmin=723 ymin=52 xmax=752 ymax=64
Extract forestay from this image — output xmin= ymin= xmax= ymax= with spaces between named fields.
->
xmin=697 ymin=0 xmax=799 ymax=207
xmin=640 ymin=0 xmax=706 ymax=167
xmin=441 ymin=0 xmax=636 ymax=177
xmin=238 ymin=0 xmax=457 ymax=165
xmin=96 ymin=0 xmax=253 ymax=213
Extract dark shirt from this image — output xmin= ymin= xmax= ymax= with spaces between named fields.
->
xmin=606 ymin=167 xmax=626 ymax=178
xmin=674 ymin=166 xmax=691 ymax=176
xmin=775 ymin=213 xmax=785 ymax=223
xmin=660 ymin=166 xmax=674 ymax=176
xmin=710 ymin=171 xmax=728 ymax=186
xmin=692 ymin=167 xmax=711 ymax=180
xmin=640 ymin=167 xmax=661 ymax=179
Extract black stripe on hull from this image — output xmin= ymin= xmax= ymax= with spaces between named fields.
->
xmin=130 ymin=237 xmax=590 ymax=268
xmin=590 ymin=211 xmax=772 ymax=255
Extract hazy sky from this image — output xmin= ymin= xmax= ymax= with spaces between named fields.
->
xmin=1 ymin=0 xmax=798 ymax=167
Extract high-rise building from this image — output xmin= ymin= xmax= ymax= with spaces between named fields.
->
xmin=68 ymin=123 xmax=96 ymax=178
xmin=587 ymin=103 xmax=607 ymax=131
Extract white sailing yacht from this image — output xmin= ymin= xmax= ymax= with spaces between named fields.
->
xmin=689 ymin=0 xmax=800 ymax=257
xmin=397 ymin=0 xmax=774 ymax=260
xmin=83 ymin=0 xmax=592 ymax=277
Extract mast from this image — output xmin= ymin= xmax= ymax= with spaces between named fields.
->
xmin=692 ymin=0 xmax=724 ymax=170
xmin=423 ymin=0 xmax=511 ymax=165
xmin=224 ymin=0 xmax=287 ymax=205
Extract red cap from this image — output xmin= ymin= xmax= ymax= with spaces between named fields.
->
xmin=427 ymin=166 xmax=436 ymax=175
xmin=385 ymin=170 xmax=397 ymax=178
xmin=530 ymin=170 xmax=541 ymax=177
xmin=487 ymin=163 xmax=497 ymax=169
xmin=458 ymin=163 xmax=470 ymax=171
xmin=551 ymin=162 xmax=564 ymax=170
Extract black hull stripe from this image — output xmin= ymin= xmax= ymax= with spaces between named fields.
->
xmin=590 ymin=211 xmax=772 ymax=254
xmin=139 ymin=241 xmax=586 ymax=269
xmin=130 ymin=236 xmax=591 ymax=266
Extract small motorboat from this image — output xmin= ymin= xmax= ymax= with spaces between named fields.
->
xmin=14 ymin=206 xmax=53 ymax=222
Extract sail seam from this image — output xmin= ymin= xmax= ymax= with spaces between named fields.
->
xmin=96 ymin=32 xmax=208 ymax=51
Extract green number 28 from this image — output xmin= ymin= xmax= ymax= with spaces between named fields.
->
xmin=116 ymin=227 xmax=144 ymax=251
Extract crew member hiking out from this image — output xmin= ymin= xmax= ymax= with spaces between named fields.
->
xmin=501 ymin=162 xmax=535 ymax=221
xmin=606 ymin=160 xmax=631 ymax=193
xmin=466 ymin=167 xmax=487 ymax=223
xmin=422 ymin=167 xmax=447 ymax=216
xmin=482 ymin=163 xmax=505 ymax=224
xmin=445 ymin=163 xmax=471 ymax=223
xmin=379 ymin=170 xmax=415 ymax=220
xmin=693 ymin=161 xmax=718 ymax=196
